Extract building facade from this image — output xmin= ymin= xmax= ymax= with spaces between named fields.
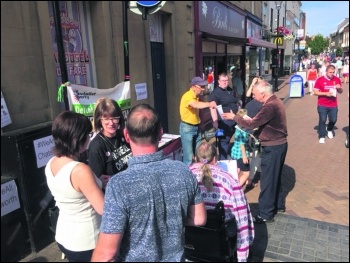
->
xmin=2 ymin=1 xmax=300 ymax=136
xmin=1 ymin=1 xmax=202 ymax=134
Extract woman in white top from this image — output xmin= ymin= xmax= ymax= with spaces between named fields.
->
xmin=45 ymin=111 xmax=104 ymax=262
xmin=319 ymin=60 xmax=329 ymax=77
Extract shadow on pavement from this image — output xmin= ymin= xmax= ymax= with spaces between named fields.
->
xmin=245 ymin=165 xmax=296 ymax=261
xmin=26 ymin=257 xmax=48 ymax=262
xmin=248 ymin=203 xmax=268 ymax=262
xmin=244 ymin=164 xmax=295 ymax=199
xmin=281 ymin=164 xmax=296 ymax=200
xmin=313 ymin=125 xmax=339 ymax=131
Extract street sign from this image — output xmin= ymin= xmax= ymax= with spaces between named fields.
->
xmin=136 ymin=1 xmax=161 ymax=7
xmin=289 ymin=74 xmax=304 ymax=98
xmin=129 ymin=1 xmax=166 ymax=17
xmin=297 ymin=29 xmax=304 ymax=38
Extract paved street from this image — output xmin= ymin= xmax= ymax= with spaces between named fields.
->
xmin=19 ymin=75 xmax=349 ymax=262
xmin=248 ymin=76 xmax=349 ymax=262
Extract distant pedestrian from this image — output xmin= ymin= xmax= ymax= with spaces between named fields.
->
xmin=207 ymin=67 xmax=214 ymax=93
xmin=91 ymin=104 xmax=206 ymax=262
xmin=179 ymin=76 xmax=218 ymax=165
xmin=319 ymin=60 xmax=329 ymax=77
xmin=313 ymin=65 xmax=343 ymax=143
xmin=341 ymin=60 xmax=349 ymax=84
xmin=306 ymin=63 xmax=318 ymax=95
xmin=336 ymin=57 xmax=343 ymax=77
xmin=222 ymin=80 xmax=288 ymax=223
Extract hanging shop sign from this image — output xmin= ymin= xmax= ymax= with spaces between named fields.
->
xmin=198 ymin=1 xmax=245 ymax=39
xmin=273 ymin=37 xmax=284 ymax=46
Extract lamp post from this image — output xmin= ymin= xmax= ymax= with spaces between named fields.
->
xmin=274 ymin=1 xmax=282 ymax=92
xmin=298 ymin=38 xmax=302 ymax=71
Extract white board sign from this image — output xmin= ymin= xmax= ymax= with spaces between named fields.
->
xmin=33 ymin=135 xmax=54 ymax=168
xmin=1 ymin=92 xmax=12 ymax=128
xmin=1 ymin=180 xmax=21 ymax=217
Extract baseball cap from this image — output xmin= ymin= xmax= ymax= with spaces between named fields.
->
xmin=191 ymin=76 xmax=207 ymax=86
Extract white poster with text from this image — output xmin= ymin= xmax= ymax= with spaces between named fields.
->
xmin=135 ymin=83 xmax=148 ymax=101
xmin=1 ymin=92 xmax=12 ymax=128
xmin=33 ymin=135 xmax=54 ymax=168
xmin=1 ymin=180 xmax=21 ymax=217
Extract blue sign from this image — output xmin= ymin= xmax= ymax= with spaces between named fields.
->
xmin=289 ymin=74 xmax=304 ymax=98
xmin=136 ymin=1 xmax=161 ymax=7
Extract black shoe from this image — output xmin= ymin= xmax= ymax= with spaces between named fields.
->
xmin=277 ymin=208 xmax=286 ymax=214
xmin=253 ymin=215 xmax=274 ymax=224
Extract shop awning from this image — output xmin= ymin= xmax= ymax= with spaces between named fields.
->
xmin=202 ymin=32 xmax=247 ymax=46
xmin=247 ymin=37 xmax=280 ymax=49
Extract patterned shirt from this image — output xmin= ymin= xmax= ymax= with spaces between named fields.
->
xmin=100 ymin=151 xmax=203 ymax=262
xmin=189 ymin=163 xmax=255 ymax=262
xmin=231 ymin=126 xmax=250 ymax=160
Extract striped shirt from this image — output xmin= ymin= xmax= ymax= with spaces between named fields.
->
xmin=189 ymin=163 xmax=255 ymax=262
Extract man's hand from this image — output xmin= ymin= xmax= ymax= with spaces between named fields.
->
xmin=213 ymin=120 xmax=218 ymax=129
xmin=222 ymin=110 xmax=235 ymax=120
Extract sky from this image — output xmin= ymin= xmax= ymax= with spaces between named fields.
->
xmin=301 ymin=1 xmax=349 ymax=37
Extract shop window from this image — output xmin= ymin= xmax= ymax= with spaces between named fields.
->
xmin=227 ymin=55 xmax=241 ymax=80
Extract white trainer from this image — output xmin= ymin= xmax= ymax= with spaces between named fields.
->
xmin=327 ymin=131 xmax=334 ymax=139
xmin=319 ymin=138 xmax=325 ymax=144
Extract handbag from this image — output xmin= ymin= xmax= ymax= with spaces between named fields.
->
xmin=48 ymin=206 xmax=59 ymax=233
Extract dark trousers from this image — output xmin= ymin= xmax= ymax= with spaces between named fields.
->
xmin=218 ymin=120 xmax=235 ymax=160
xmin=258 ymin=143 xmax=288 ymax=220
xmin=57 ymin=243 xmax=93 ymax=262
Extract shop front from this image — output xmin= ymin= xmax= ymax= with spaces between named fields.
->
xmin=194 ymin=1 xmax=247 ymax=83
xmin=245 ymin=18 xmax=283 ymax=86
xmin=194 ymin=1 xmax=247 ymax=130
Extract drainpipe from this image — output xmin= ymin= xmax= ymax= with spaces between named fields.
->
xmin=122 ymin=1 xmax=130 ymax=81
xmin=52 ymin=1 xmax=69 ymax=110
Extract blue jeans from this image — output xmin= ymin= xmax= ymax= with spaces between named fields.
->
xmin=259 ymin=143 xmax=288 ymax=220
xmin=317 ymin=106 xmax=338 ymax=138
xmin=180 ymin=122 xmax=201 ymax=166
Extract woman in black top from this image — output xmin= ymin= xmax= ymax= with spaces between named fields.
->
xmin=88 ymin=98 xmax=131 ymax=188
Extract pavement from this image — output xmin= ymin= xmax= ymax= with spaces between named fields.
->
xmin=19 ymin=74 xmax=349 ymax=262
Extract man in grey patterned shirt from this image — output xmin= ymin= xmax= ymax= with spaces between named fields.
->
xmin=91 ymin=103 xmax=206 ymax=262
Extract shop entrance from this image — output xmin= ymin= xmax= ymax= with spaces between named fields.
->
xmin=203 ymin=56 xmax=227 ymax=89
